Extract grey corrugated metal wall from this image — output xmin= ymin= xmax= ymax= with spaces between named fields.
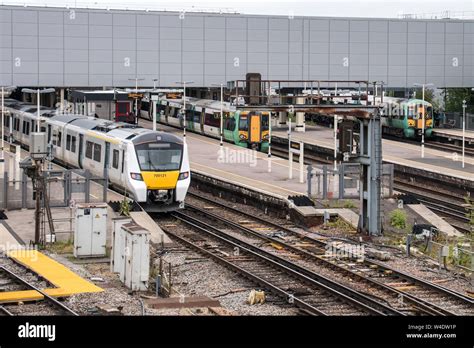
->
xmin=0 ymin=5 xmax=472 ymax=88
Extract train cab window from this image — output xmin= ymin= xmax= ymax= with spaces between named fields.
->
xmin=71 ymin=136 xmax=76 ymax=153
xmin=112 ymin=149 xmax=119 ymax=169
xmin=66 ymin=134 xmax=71 ymax=151
xmin=239 ymin=115 xmax=248 ymax=131
xmin=85 ymin=141 xmax=93 ymax=159
xmin=262 ymin=114 xmax=269 ymax=131
xmin=93 ymin=143 xmax=101 ymax=162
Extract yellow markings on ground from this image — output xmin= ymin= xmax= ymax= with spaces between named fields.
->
xmin=0 ymin=250 xmax=102 ymax=303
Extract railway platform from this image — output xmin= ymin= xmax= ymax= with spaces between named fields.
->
xmin=433 ymin=128 xmax=474 ymax=144
xmin=272 ymin=125 xmax=474 ymax=182
xmin=0 ymin=140 xmax=170 ymax=247
xmin=140 ymin=120 xmax=466 ymax=237
xmin=0 ymin=249 xmax=103 ymax=303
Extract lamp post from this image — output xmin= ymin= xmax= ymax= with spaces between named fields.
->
xmin=413 ymin=83 xmax=433 ymax=158
xmin=462 ymin=100 xmax=466 ymax=169
xmin=128 ymin=78 xmax=145 ymax=125
xmin=175 ymin=81 xmax=194 ymax=141
xmin=211 ymin=83 xmax=224 ymax=149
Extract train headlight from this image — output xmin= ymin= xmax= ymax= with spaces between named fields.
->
xmin=130 ymin=172 xmax=143 ymax=181
xmin=178 ymin=171 xmax=189 ymax=180
xmin=263 ymin=134 xmax=269 ymax=139
xmin=239 ymin=134 xmax=247 ymax=140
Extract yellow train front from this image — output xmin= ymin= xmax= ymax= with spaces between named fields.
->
xmin=124 ymin=131 xmax=191 ymax=212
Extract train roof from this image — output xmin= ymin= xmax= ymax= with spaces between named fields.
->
xmin=49 ymin=114 xmax=182 ymax=144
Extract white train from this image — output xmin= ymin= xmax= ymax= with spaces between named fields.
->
xmin=2 ymin=99 xmax=190 ymax=212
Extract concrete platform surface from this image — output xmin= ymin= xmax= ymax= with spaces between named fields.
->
xmin=433 ymin=129 xmax=474 ymax=142
xmin=273 ymin=125 xmax=474 ymax=182
xmin=294 ymin=206 xmax=359 ymax=229
xmin=130 ymin=211 xmax=171 ymax=245
xmin=140 ymin=119 xmax=313 ymax=200
xmin=407 ymin=204 xmax=463 ymax=238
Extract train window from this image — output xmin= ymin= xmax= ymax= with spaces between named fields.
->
xmin=112 ymin=149 xmax=119 ymax=169
xmin=22 ymin=121 xmax=26 ymax=134
xmin=141 ymin=101 xmax=150 ymax=112
xmin=66 ymin=134 xmax=71 ymax=151
xmin=57 ymin=131 xmax=62 ymax=147
xmin=93 ymin=143 xmax=101 ymax=162
xmin=71 ymin=136 xmax=76 ymax=153
xmin=85 ymin=141 xmax=93 ymax=159
xmin=204 ymin=113 xmax=220 ymax=127
xmin=239 ymin=116 xmax=248 ymax=131
xmin=193 ymin=110 xmax=201 ymax=123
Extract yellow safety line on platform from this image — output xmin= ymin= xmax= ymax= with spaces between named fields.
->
xmin=0 ymin=250 xmax=103 ymax=303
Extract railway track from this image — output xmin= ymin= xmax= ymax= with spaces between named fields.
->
xmin=0 ymin=263 xmax=78 ymax=316
xmin=271 ymin=140 xmax=472 ymax=234
xmin=162 ymin=211 xmax=404 ymax=316
xmin=182 ymin=192 xmax=474 ymax=315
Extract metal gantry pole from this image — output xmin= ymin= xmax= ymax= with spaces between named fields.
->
xmin=268 ymin=112 xmax=272 ymax=173
xmin=37 ymin=89 xmax=41 ymax=131
xmin=0 ymin=86 xmax=4 ymax=177
xmin=220 ymin=83 xmax=223 ymax=148
xmin=421 ymin=84 xmax=425 ymax=159
xmin=462 ymin=100 xmax=466 ymax=168
xmin=183 ymin=81 xmax=186 ymax=140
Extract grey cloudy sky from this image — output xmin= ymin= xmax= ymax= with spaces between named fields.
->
xmin=2 ymin=0 xmax=473 ymax=18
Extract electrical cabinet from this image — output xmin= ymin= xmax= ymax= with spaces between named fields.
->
xmin=120 ymin=222 xmax=150 ymax=291
xmin=74 ymin=203 xmax=108 ymax=258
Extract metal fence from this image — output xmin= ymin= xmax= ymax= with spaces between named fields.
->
xmin=0 ymin=168 xmax=108 ymax=211
xmin=306 ymin=163 xmax=394 ymax=200
xmin=442 ymin=112 xmax=474 ymax=130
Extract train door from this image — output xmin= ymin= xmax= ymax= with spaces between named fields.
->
xmin=47 ymin=124 xmax=52 ymax=144
xmin=200 ymin=108 xmax=205 ymax=133
xmin=115 ymin=102 xmax=130 ymax=122
xmin=104 ymin=142 xmax=110 ymax=178
xmin=78 ymin=134 xmax=84 ymax=169
xmin=249 ymin=113 xmax=261 ymax=143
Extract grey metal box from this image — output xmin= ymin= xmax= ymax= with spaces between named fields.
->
xmin=74 ymin=203 xmax=108 ymax=258
xmin=30 ymin=132 xmax=47 ymax=159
